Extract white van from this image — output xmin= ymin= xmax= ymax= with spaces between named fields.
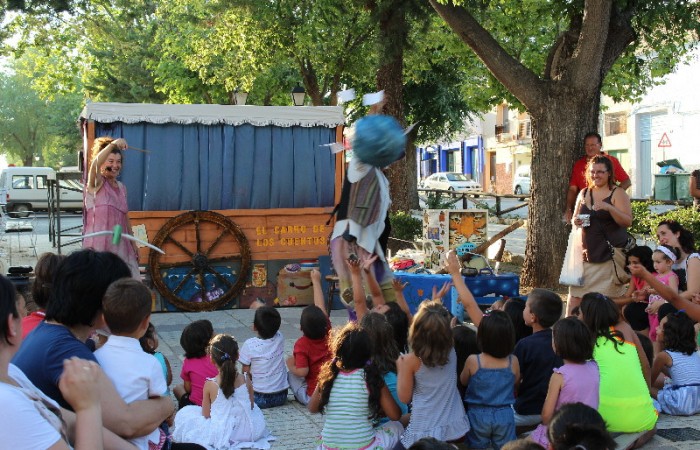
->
xmin=0 ymin=166 xmax=83 ymax=215
xmin=512 ymin=164 xmax=531 ymax=195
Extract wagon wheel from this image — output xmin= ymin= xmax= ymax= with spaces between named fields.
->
xmin=148 ymin=210 xmax=251 ymax=312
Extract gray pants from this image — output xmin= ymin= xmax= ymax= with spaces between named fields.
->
xmin=287 ymin=372 xmax=311 ymax=405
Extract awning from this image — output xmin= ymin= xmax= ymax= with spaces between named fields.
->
xmin=80 ymin=102 xmax=346 ymax=128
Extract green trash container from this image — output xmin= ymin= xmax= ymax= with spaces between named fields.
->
xmin=675 ymin=173 xmax=691 ymax=201
xmin=654 ymin=174 xmax=675 ymax=201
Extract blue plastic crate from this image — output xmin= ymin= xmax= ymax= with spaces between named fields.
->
xmin=393 ymin=272 xmax=520 ymax=321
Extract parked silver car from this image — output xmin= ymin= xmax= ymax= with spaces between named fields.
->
xmin=421 ymin=172 xmax=481 ymax=192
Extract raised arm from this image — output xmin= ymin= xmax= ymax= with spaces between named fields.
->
xmin=445 ymin=250 xmax=483 ymax=326
xmin=348 ymin=257 xmax=369 ymax=322
xmin=361 ymin=255 xmax=385 ymax=307
xmin=310 ymin=269 xmax=327 ymax=317
xmin=87 ymin=139 xmax=127 ymax=192
xmin=391 ymin=278 xmax=413 ymax=323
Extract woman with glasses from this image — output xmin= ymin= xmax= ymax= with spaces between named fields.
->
xmin=567 ymin=155 xmax=633 ymax=315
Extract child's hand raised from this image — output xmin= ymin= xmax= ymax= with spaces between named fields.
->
xmin=445 ymin=250 xmax=462 ymax=276
xmin=362 ymin=254 xmax=378 ymax=274
xmin=392 ymin=278 xmax=408 ymax=293
xmin=432 ymin=282 xmax=452 ymax=302
xmin=347 ymin=254 xmax=361 ymax=275
xmin=310 ymin=268 xmax=321 ymax=285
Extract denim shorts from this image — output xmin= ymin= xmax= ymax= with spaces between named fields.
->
xmin=466 ymin=405 xmax=515 ymax=449
xmin=254 ymin=389 xmax=288 ymax=409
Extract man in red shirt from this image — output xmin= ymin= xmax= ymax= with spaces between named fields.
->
xmin=564 ymin=132 xmax=631 ymax=222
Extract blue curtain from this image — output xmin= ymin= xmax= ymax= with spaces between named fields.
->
xmin=94 ymin=122 xmax=337 ymax=211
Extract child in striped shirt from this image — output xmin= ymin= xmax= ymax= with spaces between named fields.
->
xmin=308 ymin=322 xmax=404 ymax=449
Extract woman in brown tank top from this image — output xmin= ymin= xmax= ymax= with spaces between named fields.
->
xmin=568 ymin=155 xmax=632 ymax=315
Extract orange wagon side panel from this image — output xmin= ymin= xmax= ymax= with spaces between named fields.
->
xmin=129 ymin=207 xmax=334 ymax=264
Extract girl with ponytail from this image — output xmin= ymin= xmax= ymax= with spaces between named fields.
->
xmin=172 ymin=334 xmax=274 ymax=448
xmin=308 ymin=323 xmax=404 ymax=449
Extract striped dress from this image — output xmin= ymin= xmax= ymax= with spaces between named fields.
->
xmin=321 ymin=369 xmax=374 ymax=448
xmin=656 ymin=350 xmax=700 ymax=415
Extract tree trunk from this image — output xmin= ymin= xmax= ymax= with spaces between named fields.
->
xmin=375 ymin=0 xmax=418 ymax=212
xmin=521 ymin=86 xmax=600 ymax=288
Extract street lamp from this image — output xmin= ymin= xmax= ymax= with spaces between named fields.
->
xmin=233 ymin=89 xmax=248 ymax=106
xmin=291 ymin=84 xmax=306 ymax=106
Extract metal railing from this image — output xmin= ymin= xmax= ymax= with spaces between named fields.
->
xmin=418 ymin=188 xmax=529 ymax=217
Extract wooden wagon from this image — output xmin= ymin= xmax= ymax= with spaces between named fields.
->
xmin=79 ymin=103 xmax=345 ymax=311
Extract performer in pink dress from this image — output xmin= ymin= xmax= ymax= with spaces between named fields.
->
xmin=84 ymin=137 xmax=140 ymax=278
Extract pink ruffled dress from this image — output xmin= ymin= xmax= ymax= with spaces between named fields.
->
xmin=83 ymin=181 xmax=140 ymax=278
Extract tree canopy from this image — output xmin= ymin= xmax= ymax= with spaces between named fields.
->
xmin=430 ymin=0 xmax=699 ymax=287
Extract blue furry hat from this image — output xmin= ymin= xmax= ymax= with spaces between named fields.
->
xmin=352 ymin=115 xmax=406 ymax=168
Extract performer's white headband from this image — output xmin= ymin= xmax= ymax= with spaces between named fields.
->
xmin=657 ymin=246 xmax=677 ymax=262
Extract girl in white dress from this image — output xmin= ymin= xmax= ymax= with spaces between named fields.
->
xmin=172 ymin=334 xmax=274 ymax=450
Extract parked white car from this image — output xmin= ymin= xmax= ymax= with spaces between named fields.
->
xmin=421 ymin=172 xmax=481 ymax=192
xmin=512 ymin=165 xmax=531 ymax=195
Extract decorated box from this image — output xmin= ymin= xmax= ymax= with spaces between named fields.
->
xmin=421 ymin=209 xmax=488 ymax=270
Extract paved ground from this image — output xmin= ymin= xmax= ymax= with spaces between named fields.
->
xmin=3 ymin=223 xmax=700 ymax=448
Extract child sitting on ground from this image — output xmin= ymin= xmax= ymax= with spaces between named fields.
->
xmin=652 ymin=310 xmax=700 ymax=415
xmin=512 ymin=289 xmax=563 ymax=428
xmin=503 ymin=297 xmax=532 ymax=344
xmin=172 ymin=334 xmax=273 ymax=449
xmin=614 ymin=245 xmax=655 ymax=335
xmin=239 ymin=306 xmax=289 ymax=409
xmin=452 ymin=323 xmax=478 ymax=399
xmin=22 ymin=252 xmax=65 ymax=338
xmin=361 ymin=311 xmax=409 ymax=420
xmin=287 ymin=269 xmax=332 ymax=405
xmin=580 ymin=293 xmax=657 ymax=442
xmin=447 ymin=249 xmax=563 ymax=429
xmin=173 ymin=319 xmax=218 ymax=409
xmin=397 ymin=300 xmax=470 ymax=449
xmin=529 ymin=317 xmax=599 ymax=448
xmin=140 ymin=322 xmax=173 ymax=395
xmin=94 ymin=278 xmax=168 ymax=450
xmin=462 ymin=310 xmax=520 ymax=449
xmin=547 ymin=402 xmax=616 ymax=450
xmin=309 ymin=322 xmax=404 ymax=449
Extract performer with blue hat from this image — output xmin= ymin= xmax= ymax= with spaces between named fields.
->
xmin=329 ymin=106 xmax=406 ymax=317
